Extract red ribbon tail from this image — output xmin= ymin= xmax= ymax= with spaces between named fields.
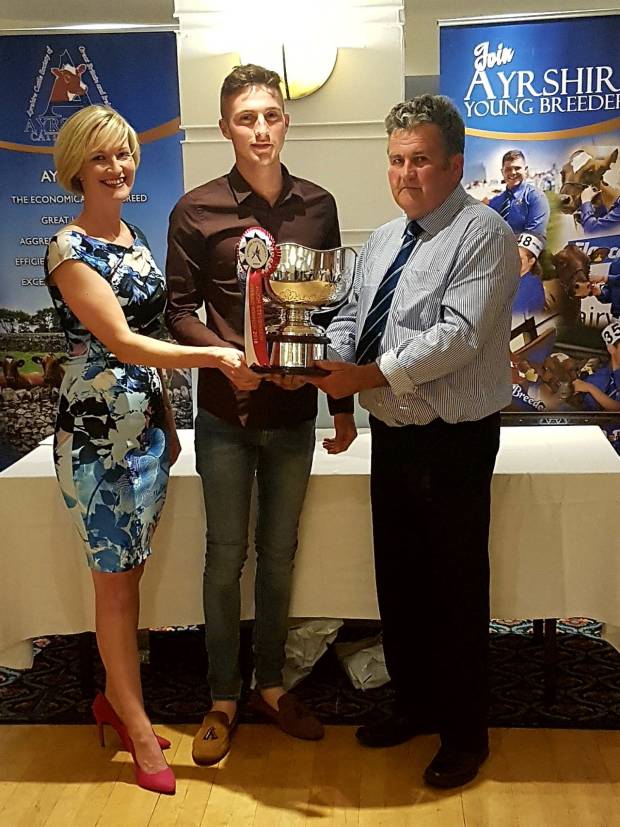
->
xmin=246 ymin=270 xmax=270 ymax=367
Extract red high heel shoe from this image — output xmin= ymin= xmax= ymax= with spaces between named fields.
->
xmin=92 ymin=693 xmax=171 ymax=751
xmin=126 ymin=735 xmax=176 ymax=795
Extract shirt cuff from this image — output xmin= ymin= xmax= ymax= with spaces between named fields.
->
xmin=377 ymin=350 xmax=417 ymax=397
xmin=327 ymin=394 xmax=354 ymax=415
xmin=327 ymin=345 xmax=345 ymax=361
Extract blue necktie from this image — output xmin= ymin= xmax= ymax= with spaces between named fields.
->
xmin=499 ymin=192 xmax=512 ymax=221
xmin=355 ymin=220 xmax=421 ymax=365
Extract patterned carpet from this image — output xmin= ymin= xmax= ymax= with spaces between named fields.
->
xmin=1 ymin=619 xmax=619 ymax=729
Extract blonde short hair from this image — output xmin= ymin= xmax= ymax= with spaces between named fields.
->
xmin=54 ymin=105 xmax=140 ymax=195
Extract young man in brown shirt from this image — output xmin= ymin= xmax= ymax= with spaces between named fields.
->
xmin=165 ymin=64 xmax=356 ymax=765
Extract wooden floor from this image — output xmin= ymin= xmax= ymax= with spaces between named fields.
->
xmin=0 ymin=724 xmax=619 ymax=826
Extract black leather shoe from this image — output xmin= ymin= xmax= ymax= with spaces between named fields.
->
xmin=356 ymin=714 xmax=436 ymax=748
xmin=423 ymin=744 xmax=489 ymax=788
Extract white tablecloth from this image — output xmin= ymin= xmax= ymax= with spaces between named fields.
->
xmin=1 ymin=426 xmax=619 ymax=669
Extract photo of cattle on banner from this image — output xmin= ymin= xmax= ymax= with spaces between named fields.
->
xmin=469 ymin=142 xmax=620 ymax=452
xmin=0 ymin=309 xmax=191 ymax=469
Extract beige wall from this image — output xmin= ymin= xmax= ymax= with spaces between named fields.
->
xmin=0 ymin=0 xmax=175 ymax=29
xmin=1 ymin=1 xmax=610 ymax=75
xmin=1 ymin=0 xmax=610 ymax=429
xmin=173 ymin=0 xmax=405 ymax=246
xmin=404 ymin=0 xmax=611 ymax=76
xmin=171 ymin=0 xmax=405 ymax=427
xmin=0 ymin=1 xmax=405 ymax=242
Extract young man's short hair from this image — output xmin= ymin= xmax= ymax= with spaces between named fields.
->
xmin=220 ymin=64 xmax=284 ymax=117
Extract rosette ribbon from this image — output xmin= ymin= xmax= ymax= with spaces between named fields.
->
xmin=236 ymin=227 xmax=280 ymax=368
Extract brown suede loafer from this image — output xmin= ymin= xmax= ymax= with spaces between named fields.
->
xmin=192 ymin=710 xmax=238 ymax=765
xmin=247 ymin=690 xmax=324 ymax=740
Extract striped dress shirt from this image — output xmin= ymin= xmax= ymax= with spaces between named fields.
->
xmin=326 ymin=184 xmax=520 ymax=427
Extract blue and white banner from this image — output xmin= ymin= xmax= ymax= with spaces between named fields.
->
xmin=441 ymin=13 xmax=620 ymax=445
xmin=0 ymin=31 xmax=187 ymax=466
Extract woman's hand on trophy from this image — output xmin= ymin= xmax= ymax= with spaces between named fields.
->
xmin=323 ymin=413 xmax=357 ymax=454
xmin=213 ymin=347 xmax=262 ymax=391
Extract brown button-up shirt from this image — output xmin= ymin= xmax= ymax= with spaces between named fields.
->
xmin=165 ymin=165 xmax=353 ymax=427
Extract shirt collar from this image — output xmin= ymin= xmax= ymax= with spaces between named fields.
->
xmin=410 ymin=184 xmax=468 ymax=238
xmin=506 ymin=180 xmax=527 ymax=198
xmin=227 ymin=163 xmax=301 ymax=206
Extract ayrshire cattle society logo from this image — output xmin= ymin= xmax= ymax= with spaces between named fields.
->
xmin=463 ymin=41 xmax=620 ymax=119
xmin=25 ymin=46 xmax=111 ymax=143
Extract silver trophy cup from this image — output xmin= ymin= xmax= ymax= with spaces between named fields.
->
xmin=259 ymin=243 xmax=357 ymax=374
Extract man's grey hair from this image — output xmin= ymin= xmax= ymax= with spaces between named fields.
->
xmin=385 ymin=95 xmax=465 ymax=156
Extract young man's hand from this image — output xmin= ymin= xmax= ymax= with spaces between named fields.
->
xmin=322 ymin=413 xmax=357 ymax=454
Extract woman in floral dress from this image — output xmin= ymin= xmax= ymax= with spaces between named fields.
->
xmin=45 ymin=105 xmax=261 ymax=794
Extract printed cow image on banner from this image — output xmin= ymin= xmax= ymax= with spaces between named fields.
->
xmin=0 ymin=31 xmax=189 ymax=469
xmin=441 ymin=12 xmax=620 ymax=450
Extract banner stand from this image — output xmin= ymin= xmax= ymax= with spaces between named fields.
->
xmin=440 ymin=10 xmax=620 ymax=451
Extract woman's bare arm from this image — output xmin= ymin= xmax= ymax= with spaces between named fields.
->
xmin=51 ymin=259 xmax=260 ymax=390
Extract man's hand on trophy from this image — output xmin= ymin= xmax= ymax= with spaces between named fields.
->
xmin=213 ymin=347 xmax=262 ymax=391
xmin=310 ymin=360 xmax=388 ymax=399
xmin=323 ymin=413 xmax=357 ymax=454
xmin=266 ymin=373 xmax=308 ymax=391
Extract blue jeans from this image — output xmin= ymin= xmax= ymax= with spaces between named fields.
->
xmin=194 ymin=408 xmax=316 ymax=700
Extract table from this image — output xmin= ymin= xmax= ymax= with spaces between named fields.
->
xmin=1 ymin=426 xmax=619 ymax=670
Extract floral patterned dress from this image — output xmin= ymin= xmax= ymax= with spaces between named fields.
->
xmin=44 ymin=225 xmax=170 ymax=572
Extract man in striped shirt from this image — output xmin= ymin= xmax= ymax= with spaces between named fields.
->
xmin=312 ymin=95 xmax=520 ymax=789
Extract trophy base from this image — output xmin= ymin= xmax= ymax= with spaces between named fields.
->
xmin=253 ymin=333 xmax=330 ymax=375
xmin=252 ymin=365 xmax=329 ymax=377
